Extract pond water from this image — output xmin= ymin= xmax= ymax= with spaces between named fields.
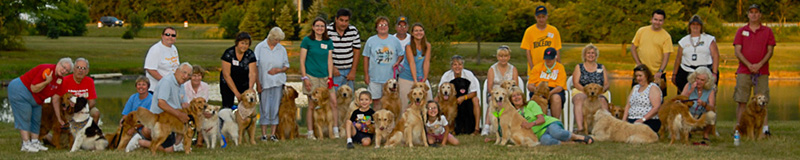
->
xmin=1 ymin=78 xmax=798 ymax=125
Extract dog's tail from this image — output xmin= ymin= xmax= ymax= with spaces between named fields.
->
xmin=218 ymin=108 xmax=235 ymax=122
xmin=681 ymin=110 xmax=716 ymax=128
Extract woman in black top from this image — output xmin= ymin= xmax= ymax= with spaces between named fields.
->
xmin=220 ymin=32 xmax=257 ymax=108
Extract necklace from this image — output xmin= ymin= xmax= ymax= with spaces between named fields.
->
xmin=545 ymin=63 xmax=556 ymax=74
xmin=689 ymin=34 xmax=702 ymax=53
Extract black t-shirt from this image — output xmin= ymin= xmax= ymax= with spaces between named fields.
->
xmin=350 ymin=108 xmax=376 ymax=123
xmin=220 ymin=46 xmax=257 ymax=86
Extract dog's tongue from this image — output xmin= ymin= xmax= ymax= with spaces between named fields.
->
xmin=444 ymin=95 xmax=449 ymax=100
xmin=204 ymin=112 xmax=213 ymax=118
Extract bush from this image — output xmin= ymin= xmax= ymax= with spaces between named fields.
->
xmin=34 ymin=1 xmax=90 ymax=37
xmin=219 ymin=7 xmax=245 ymax=39
xmin=122 ymin=12 xmax=145 ymax=39
xmin=122 ymin=30 xmax=135 ymax=39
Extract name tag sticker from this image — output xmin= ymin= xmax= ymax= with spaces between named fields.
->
xmin=742 ymin=31 xmax=750 ymax=37
xmin=321 ymin=44 xmax=328 ymax=49
xmin=597 ymin=69 xmax=603 ymax=73
xmin=232 ymin=60 xmax=240 ymax=66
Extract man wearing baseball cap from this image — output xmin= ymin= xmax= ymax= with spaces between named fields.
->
xmin=393 ymin=16 xmax=411 ymax=53
xmin=733 ymin=4 xmax=775 ymax=136
xmin=527 ymin=47 xmax=567 ymax=119
xmin=521 ymin=5 xmax=562 ymax=84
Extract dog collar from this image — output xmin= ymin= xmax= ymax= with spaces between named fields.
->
xmin=492 ymin=108 xmax=505 ymax=118
xmin=69 ymin=118 xmax=90 ymax=133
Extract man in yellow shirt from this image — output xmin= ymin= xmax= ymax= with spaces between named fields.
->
xmin=631 ymin=9 xmax=672 ymax=98
xmin=521 ymin=6 xmax=562 ymax=80
xmin=527 ymin=48 xmax=567 ymax=119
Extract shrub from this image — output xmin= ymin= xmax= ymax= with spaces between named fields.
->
xmin=219 ymin=7 xmax=245 ymax=39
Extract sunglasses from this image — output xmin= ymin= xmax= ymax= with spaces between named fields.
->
xmin=163 ymin=33 xmax=177 ymax=37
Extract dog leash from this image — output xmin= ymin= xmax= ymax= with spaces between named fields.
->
xmin=751 ymin=73 xmax=761 ymax=86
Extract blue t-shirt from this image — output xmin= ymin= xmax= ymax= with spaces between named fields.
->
xmin=362 ymin=35 xmax=404 ymax=83
xmin=122 ymin=92 xmax=152 ymax=115
xmin=300 ymin=36 xmax=334 ymax=78
xmin=150 ymin=74 xmax=183 ymax=114
xmin=399 ymin=49 xmax=425 ymax=81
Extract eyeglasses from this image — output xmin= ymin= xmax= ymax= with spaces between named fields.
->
xmin=427 ymin=107 xmax=437 ymax=110
xmin=377 ymin=24 xmax=388 ymax=27
xmin=313 ymin=25 xmax=326 ymax=28
xmin=76 ymin=66 xmax=88 ymax=71
xmin=164 ymin=33 xmax=177 ymax=37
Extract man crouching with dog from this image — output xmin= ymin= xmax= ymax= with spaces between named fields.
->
xmin=126 ymin=63 xmax=193 ymax=153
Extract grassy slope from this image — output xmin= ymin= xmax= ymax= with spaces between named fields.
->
xmin=0 ymin=121 xmax=798 ymax=159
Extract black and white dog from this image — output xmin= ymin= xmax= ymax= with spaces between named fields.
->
xmin=68 ymin=97 xmax=108 ymax=152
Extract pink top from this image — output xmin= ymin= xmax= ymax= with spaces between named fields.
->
xmin=183 ymin=81 xmax=209 ymax=102
xmin=733 ymin=24 xmax=776 ymax=75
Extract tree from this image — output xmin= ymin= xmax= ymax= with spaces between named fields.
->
xmin=276 ymin=3 xmax=296 ymax=39
xmin=299 ymin=0 xmax=325 ymax=38
xmin=1 ymin=0 xmax=60 ymax=50
xmin=34 ymin=0 xmax=91 ymax=38
xmin=386 ymin=0 xmax=458 ymax=61
xmin=326 ymin=0 xmax=391 ymax=38
xmin=239 ymin=0 xmax=285 ymax=40
xmin=576 ymin=0 xmax=682 ymax=55
xmin=456 ymin=0 xmax=503 ymax=64
xmin=219 ymin=7 xmax=245 ymax=39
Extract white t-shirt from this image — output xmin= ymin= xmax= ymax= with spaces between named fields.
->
xmin=439 ymin=69 xmax=481 ymax=94
xmin=393 ymin=33 xmax=411 ymax=53
xmin=677 ymin=33 xmax=715 ymax=72
xmin=425 ymin=115 xmax=449 ymax=135
xmin=144 ymin=41 xmax=179 ymax=91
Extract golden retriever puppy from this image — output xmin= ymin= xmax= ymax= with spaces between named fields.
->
xmin=581 ymin=83 xmax=604 ymax=134
xmin=373 ymin=110 xmax=404 ymax=148
xmin=492 ymin=88 xmax=539 ymax=147
xmin=437 ymin=82 xmax=458 ymax=133
xmin=132 ymin=107 xmax=197 ymax=155
xmin=401 ymin=87 xmax=429 ymax=147
xmin=311 ymin=87 xmax=335 ymax=139
xmin=336 ymin=85 xmax=354 ymax=135
xmin=658 ymin=95 xmax=716 ymax=144
xmin=736 ymin=94 xmax=768 ymax=140
xmin=381 ymin=79 xmax=401 ymax=115
xmin=235 ymin=89 xmax=259 ymax=145
xmin=608 ymin=104 xmax=625 ymax=120
xmin=531 ymin=81 xmax=550 ymax=116
xmin=276 ymin=86 xmax=300 ymax=140
xmin=500 ymin=80 xmax=518 ymax=91
xmin=592 ymin=110 xmax=658 ymax=144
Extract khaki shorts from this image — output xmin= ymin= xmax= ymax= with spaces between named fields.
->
xmin=303 ymin=76 xmax=333 ymax=95
xmin=734 ymin=74 xmax=769 ymax=103
xmin=368 ymin=82 xmax=384 ymax=99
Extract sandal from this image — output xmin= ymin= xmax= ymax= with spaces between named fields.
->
xmin=573 ymin=135 xmax=594 ymax=144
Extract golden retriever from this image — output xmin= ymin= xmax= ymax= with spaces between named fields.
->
xmin=108 ymin=110 xmax=139 ymax=150
xmin=381 ymin=79 xmax=401 ymax=115
xmin=608 ymin=104 xmax=625 ymax=120
xmin=311 ymin=87 xmax=335 ymax=139
xmin=581 ymin=83 xmax=604 ymax=134
xmin=736 ymin=94 xmax=768 ymax=140
xmin=40 ymin=93 xmax=74 ymax=149
xmin=492 ymin=88 xmax=539 ymax=147
xmin=276 ymin=86 xmax=300 ymax=140
xmin=658 ymin=95 xmax=716 ymax=144
xmin=500 ymin=80 xmax=518 ymax=91
xmin=199 ymin=104 xmax=220 ymax=148
xmin=437 ymin=82 xmax=458 ymax=133
xmin=373 ymin=109 xmax=404 ymax=148
xmin=132 ymin=106 xmax=198 ymax=155
xmin=235 ymin=89 xmax=259 ymax=145
xmin=485 ymin=86 xmax=503 ymax=144
xmin=336 ymin=85 xmax=354 ymax=135
xmin=531 ymin=81 xmax=550 ymax=116
xmin=592 ymin=110 xmax=658 ymax=144
xmin=400 ymin=87 xmax=429 ymax=147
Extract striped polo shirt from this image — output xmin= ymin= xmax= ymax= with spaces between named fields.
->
xmin=327 ymin=23 xmax=362 ymax=69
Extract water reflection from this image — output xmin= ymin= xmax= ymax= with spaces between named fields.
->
xmin=0 ymin=79 xmax=798 ymax=124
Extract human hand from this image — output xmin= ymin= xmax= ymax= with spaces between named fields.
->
xmin=521 ymin=122 xmax=534 ymax=129
xmin=178 ymin=112 xmax=190 ymax=123
xmin=634 ymin=119 xmax=644 ymax=124
xmin=45 ymin=71 xmax=53 ymax=82
xmin=332 ymin=69 xmax=341 ymax=77
xmin=268 ymin=68 xmax=281 ymax=75
xmin=749 ymin=63 xmax=762 ymax=73
xmin=457 ymin=96 xmax=466 ymax=104
xmin=303 ymin=79 xmax=311 ymax=92
xmin=58 ymin=119 xmax=65 ymax=126
xmin=257 ymin=87 xmax=263 ymax=93
xmin=654 ymin=72 xmax=663 ymax=80
xmin=364 ymin=76 xmax=370 ymax=86
xmin=235 ymin=93 xmax=243 ymax=101
xmin=327 ymin=77 xmax=338 ymax=89
xmin=346 ymin=71 xmax=356 ymax=81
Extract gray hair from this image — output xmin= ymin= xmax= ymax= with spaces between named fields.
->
xmin=179 ymin=62 xmax=192 ymax=71
xmin=687 ymin=67 xmax=716 ymax=90
xmin=450 ymin=55 xmax=464 ymax=66
xmin=75 ymin=57 xmax=89 ymax=68
xmin=57 ymin=57 xmax=74 ymax=72
xmin=267 ymin=27 xmax=285 ymax=41
xmin=581 ymin=43 xmax=599 ymax=62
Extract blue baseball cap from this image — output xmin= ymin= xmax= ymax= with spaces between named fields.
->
xmin=535 ymin=6 xmax=547 ymax=16
xmin=543 ymin=47 xmax=557 ymax=60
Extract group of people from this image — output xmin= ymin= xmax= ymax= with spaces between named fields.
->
xmin=7 ymin=4 xmax=776 ymax=152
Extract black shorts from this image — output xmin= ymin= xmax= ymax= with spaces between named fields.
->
xmin=352 ymin=131 xmax=374 ymax=144
xmin=139 ymin=128 xmax=176 ymax=148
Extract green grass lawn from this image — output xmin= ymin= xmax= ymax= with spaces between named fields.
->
xmin=0 ymin=121 xmax=798 ymax=159
xmin=4 ymin=36 xmax=800 ymax=81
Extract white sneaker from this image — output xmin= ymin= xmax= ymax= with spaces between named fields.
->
xmin=173 ymin=143 xmax=184 ymax=152
xmin=307 ymin=131 xmax=317 ymax=140
xmin=20 ymin=142 xmax=39 ymax=152
xmin=481 ymin=125 xmax=490 ymax=136
xmin=30 ymin=140 xmax=48 ymax=151
xmin=333 ymin=129 xmax=340 ymax=138
xmin=125 ymin=134 xmax=142 ymax=152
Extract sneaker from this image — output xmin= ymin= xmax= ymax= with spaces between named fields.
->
xmin=480 ymin=125 xmax=489 ymax=136
xmin=346 ymin=142 xmax=354 ymax=149
xmin=269 ymin=135 xmax=278 ymax=142
xmin=307 ymin=132 xmax=317 ymax=140
xmin=333 ymin=129 xmax=340 ymax=138
xmin=31 ymin=140 xmax=48 ymax=151
xmin=20 ymin=142 xmax=39 ymax=152
xmin=173 ymin=143 xmax=184 ymax=152
xmin=764 ymin=130 xmax=772 ymax=137
xmin=261 ymin=135 xmax=268 ymax=141
xmin=125 ymin=134 xmax=143 ymax=152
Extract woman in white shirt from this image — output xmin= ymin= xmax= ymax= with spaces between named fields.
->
xmin=672 ymin=15 xmax=719 ymax=95
xmin=622 ymin=65 xmax=662 ymax=132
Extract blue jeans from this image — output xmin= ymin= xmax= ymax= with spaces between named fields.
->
xmin=540 ymin=121 xmax=571 ymax=145
xmin=9 ymin=78 xmax=42 ymax=134
xmin=333 ymin=68 xmax=354 ymax=90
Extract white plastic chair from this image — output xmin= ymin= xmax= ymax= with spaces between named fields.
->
xmin=565 ymin=75 xmax=612 ymax=133
xmin=480 ymin=77 xmax=525 ymax=126
xmin=525 ymin=77 xmax=571 ymax=132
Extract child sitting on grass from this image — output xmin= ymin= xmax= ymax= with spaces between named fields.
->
xmin=346 ymin=91 xmax=376 ymax=149
xmin=425 ymin=101 xmax=459 ymax=147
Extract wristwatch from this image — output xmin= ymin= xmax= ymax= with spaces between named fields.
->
xmin=641 ymin=118 xmax=647 ymax=122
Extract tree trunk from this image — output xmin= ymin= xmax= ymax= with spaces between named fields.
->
xmin=621 ymin=42 xmax=628 ymax=56
xmin=476 ymin=36 xmax=482 ymax=65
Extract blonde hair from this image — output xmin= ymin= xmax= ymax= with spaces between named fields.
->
xmin=135 ymin=76 xmax=150 ymax=88
xmin=496 ymin=45 xmax=511 ymax=56
xmin=510 ymin=87 xmax=527 ymax=105
xmin=687 ymin=67 xmax=716 ymax=90
xmin=581 ymin=43 xmax=599 ymax=62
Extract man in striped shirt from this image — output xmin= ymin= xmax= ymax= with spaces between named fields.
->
xmin=327 ymin=8 xmax=362 ymax=89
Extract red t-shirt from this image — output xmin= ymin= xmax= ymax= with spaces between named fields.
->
xmin=733 ymin=24 xmax=776 ymax=75
xmin=19 ymin=64 xmax=64 ymax=104
xmin=57 ymin=75 xmax=97 ymax=100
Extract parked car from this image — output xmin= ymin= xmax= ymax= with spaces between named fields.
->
xmin=100 ymin=16 xmax=124 ymax=27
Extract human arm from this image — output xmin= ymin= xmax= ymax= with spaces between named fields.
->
xmin=221 ymin=60 xmax=242 ymax=100
xmin=572 ymin=64 xmax=583 ymax=91
xmin=636 ymin=86 xmax=662 ymax=123
xmin=248 ymin=62 xmax=258 ymax=91
xmin=421 ymin=43 xmax=431 ymax=82
xmin=751 ymin=45 xmax=774 ymax=73
xmin=406 ymin=45 xmax=418 ymax=82
xmin=601 ymin=65 xmax=610 ymax=92
xmin=30 ymin=72 xmax=53 ymax=93
xmin=486 ymin=67 xmax=495 ymax=94
xmin=622 ymin=89 xmax=634 ymax=120
xmin=146 ymin=70 xmax=163 ymax=81
xmin=525 ymin=49 xmax=533 ymax=70
xmin=710 ymin=40 xmax=720 ymax=74
xmin=300 ymin=48 xmax=311 ymax=92
xmin=672 ymin=46 xmax=683 ymax=84
xmin=655 ymin=51 xmax=671 ymax=79
xmin=328 ymin=50 xmax=334 ymax=79
xmin=631 ymin=44 xmax=641 ymax=65
xmin=159 ymin=99 xmax=189 ymax=123
xmin=363 ymin=56 xmax=370 ymax=85
xmin=347 ymin=49 xmax=361 ymax=81
xmin=51 ymin=94 xmax=65 ymax=125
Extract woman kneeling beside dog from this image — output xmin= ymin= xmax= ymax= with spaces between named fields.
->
xmin=510 ymin=88 xmax=594 ymax=145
